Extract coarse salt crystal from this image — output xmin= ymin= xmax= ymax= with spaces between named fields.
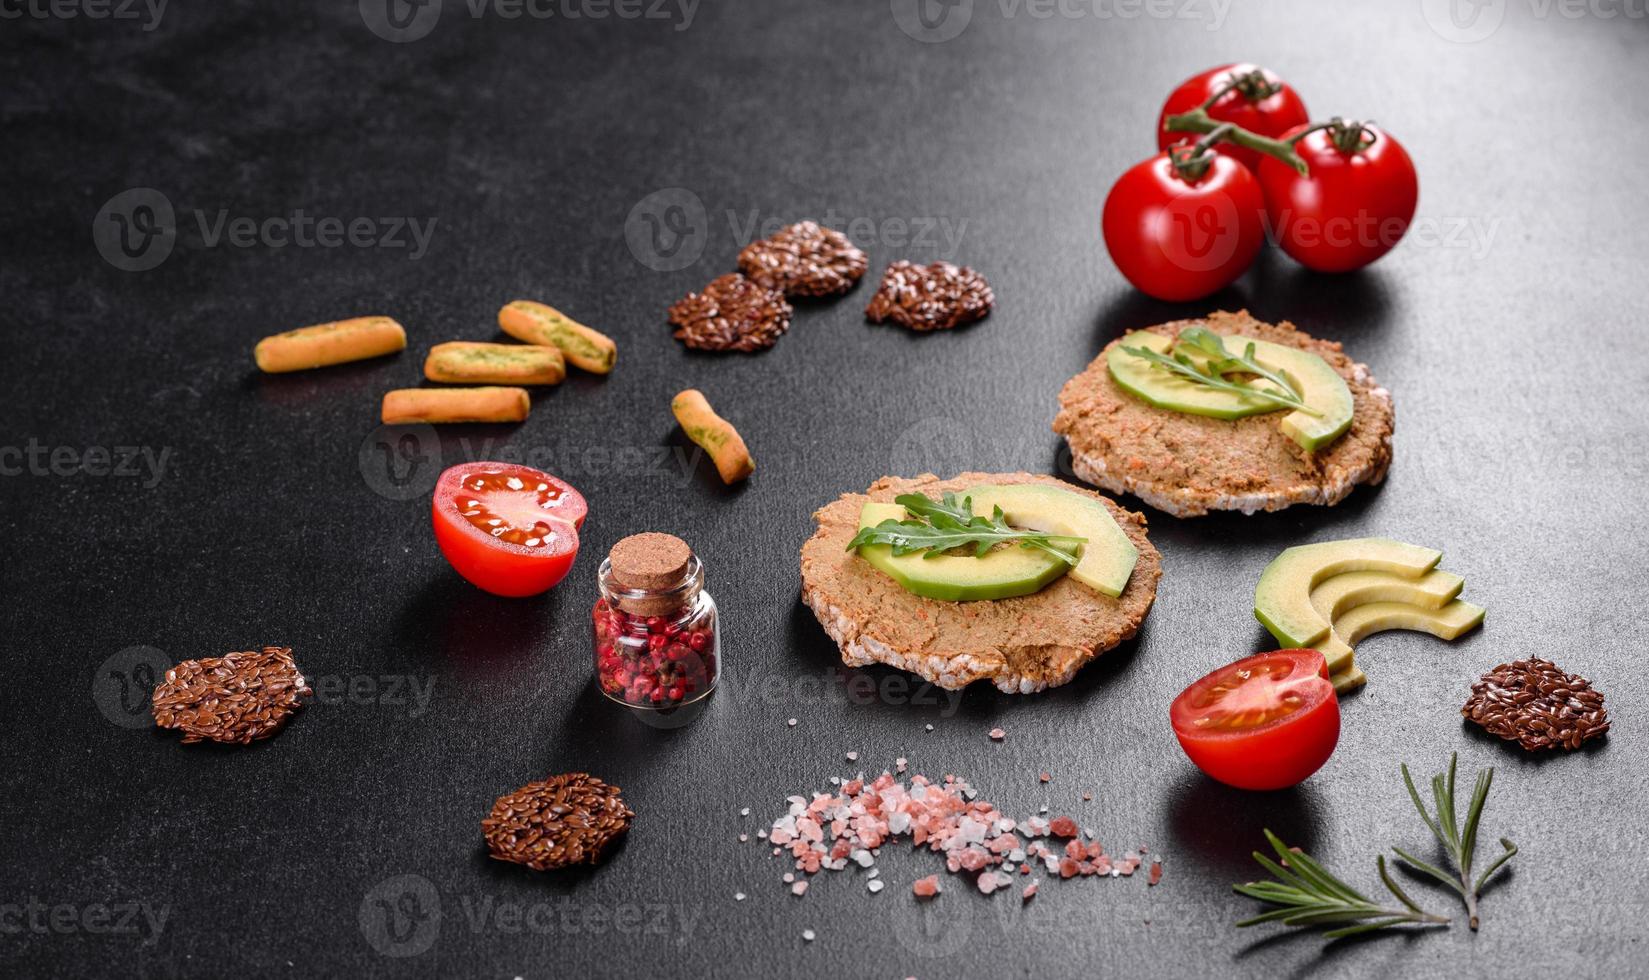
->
xmin=845 ymin=751 xmax=858 ymax=761
xmin=1022 ymin=882 xmax=1038 ymax=902
xmin=739 ymin=834 xmax=748 ymax=843
xmin=792 ymin=881 xmax=808 ymax=896
xmin=734 ymin=892 xmax=746 ymax=901
xmin=988 ymin=728 xmax=1005 ymax=741
xmin=867 ymin=879 xmax=885 ymax=894
xmin=925 ymin=724 xmax=933 ymax=732
xmin=740 ymin=807 xmax=750 ymax=816
xmin=802 ymin=929 xmax=815 ymax=942
xmin=788 ymin=719 xmax=798 ymax=727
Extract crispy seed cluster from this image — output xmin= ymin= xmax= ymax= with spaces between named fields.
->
xmin=151 ymin=646 xmax=312 ymax=745
xmin=738 ymin=221 xmax=868 ymax=298
xmin=864 ymin=260 xmax=993 ymax=332
xmin=669 ymin=273 xmax=793 ymax=352
xmin=482 ymin=773 xmax=635 ymax=871
xmin=1462 ymin=657 xmax=1609 ymax=752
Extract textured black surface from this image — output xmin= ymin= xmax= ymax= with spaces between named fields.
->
xmin=3 ymin=1 xmax=1648 ymax=977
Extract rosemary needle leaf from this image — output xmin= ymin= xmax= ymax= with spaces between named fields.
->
xmin=1378 ymin=855 xmax=1426 ymax=915
xmin=1391 ymin=847 xmax=1466 ymax=897
xmin=1401 ymin=762 xmax=1444 ymax=844
xmin=1474 ymin=839 xmax=1518 ymax=895
xmin=1235 ymin=831 xmax=1445 ymax=940
xmin=1323 ymin=918 xmax=1416 ymax=940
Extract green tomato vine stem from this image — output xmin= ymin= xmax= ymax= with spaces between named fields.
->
xmin=1162 ymin=106 xmax=1309 ymax=176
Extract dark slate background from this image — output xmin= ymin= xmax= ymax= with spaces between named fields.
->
xmin=3 ymin=1 xmax=1646 ymax=977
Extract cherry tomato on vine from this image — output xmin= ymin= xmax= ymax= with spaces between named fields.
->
xmin=1102 ymin=145 xmax=1265 ymax=302
xmin=1257 ymin=120 xmax=1419 ymax=273
xmin=432 ymin=463 xmax=586 ymax=597
xmin=1157 ymin=64 xmax=1310 ymax=173
xmin=1169 ymin=649 xmax=1340 ymax=791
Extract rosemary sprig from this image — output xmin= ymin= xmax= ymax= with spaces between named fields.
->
xmin=1234 ymin=830 xmax=1450 ymax=940
xmin=1393 ymin=753 xmax=1519 ymax=930
xmin=845 ymin=492 xmax=1085 ymax=566
xmin=1234 ymin=754 xmax=1519 ymax=941
xmin=1120 ymin=326 xmax=1323 ymax=417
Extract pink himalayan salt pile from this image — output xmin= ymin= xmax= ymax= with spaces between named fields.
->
xmin=765 ymin=770 xmax=1158 ymax=899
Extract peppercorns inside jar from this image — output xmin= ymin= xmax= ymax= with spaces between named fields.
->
xmin=593 ymin=533 xmax=719 ymax=709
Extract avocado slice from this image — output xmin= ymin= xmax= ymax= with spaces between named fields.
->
xmin=852 ymin=501 xmax=1069 ymax=602
xmin=1106 ymin=330 xmax=1355 ymax=451
xmin=1320 ymin=600 xmax=1484 ymax=693
xmin=1333 ymin=600 xmax=1485 ymax=647
xmin=1254 ymin=538 xmax=1443 ymax=648
xmin=1307 ymin=569 xmax=1465 ymax=674
xmin=1329 ymin=663 xmax=1367 ymax=694
xmin=962 ymin=484 xmax=1138 ymax=598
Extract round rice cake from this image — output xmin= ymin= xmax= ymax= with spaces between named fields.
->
xmin=799 ymin=472 xmax=1161 ymax=694
xmin=1052 ymin=310 xmax=1394 ymax=518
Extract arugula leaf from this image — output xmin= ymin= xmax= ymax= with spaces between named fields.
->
xmin=1121 ymin=328 xmax=1323 ymax=418
xmin=846 ymin=492 xmax=1085 ymax=566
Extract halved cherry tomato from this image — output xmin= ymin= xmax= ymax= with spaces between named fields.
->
xmin=1169 ymin=649 xmax=1340 ymax=791
xmin=1156 ymin=64 xmax=1310 ymax=173
xmin=431 ymin=463 xmax=586 ymax=597
xmin=1102 ymin=148 xmax=1265 ymax=302
xmin=1257 ymin=121 xmax=1418 ymax=273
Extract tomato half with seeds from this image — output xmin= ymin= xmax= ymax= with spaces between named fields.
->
xmin=432 ymin=463 xmax=586 ymax=597
xmin=1169 ymin=649 xmax=1339 ymax=791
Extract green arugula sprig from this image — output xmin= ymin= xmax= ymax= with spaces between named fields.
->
xmin=1234 ymin=831 xmax=1449 ymax=939
xmin=845 ymin=492 xmax=1085 ymax=566
xmin=1121 ymin=326 xmax=1322 ymax=417
xmin=1235 ymin=754 xmax=1518 ymax=941
xmin=1393 ymin=754 xmax=1519 ymax=931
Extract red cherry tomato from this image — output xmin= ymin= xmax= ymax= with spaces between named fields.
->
xmin=431 ymin=463 xmax=586 ymax=597
xmin=1257 ymin=122 xmax=1418 ymax=273
xmin=1157 ymin=64 xmax=1310 ymax=173
xmin=1102 ymin=149 xmax=1265 ymax=302
xmin=1169 ymin=649 xmax=1340 ymax=791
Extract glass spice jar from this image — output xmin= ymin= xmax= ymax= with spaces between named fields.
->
xmin=592 ymin=532 xmax=719 ymax=710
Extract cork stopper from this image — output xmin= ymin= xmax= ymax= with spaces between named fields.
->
xmin=608 ymin=533 xmax=693 ymax=593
